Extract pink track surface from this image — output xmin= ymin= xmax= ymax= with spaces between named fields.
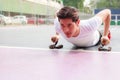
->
xmin=0 ymin=47 xmax=120 ymax=80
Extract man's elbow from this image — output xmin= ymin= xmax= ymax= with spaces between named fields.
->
xmin=105 ymin=9 xmax=111 ymax=15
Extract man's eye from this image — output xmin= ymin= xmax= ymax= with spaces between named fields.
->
xmin=61 ymin=24 xmax=65 ymax=27
xmin=68 ymin=24 xmax=71 ymax=27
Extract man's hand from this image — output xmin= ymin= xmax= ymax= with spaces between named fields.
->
xmin=51 ymin=35 xmax=59 ymax=43
xmin=101 ymin=36 xmax=110 ymax=45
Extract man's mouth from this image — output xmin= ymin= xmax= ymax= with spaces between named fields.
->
xmin=65 ymin=33 xmax=71 ymax=38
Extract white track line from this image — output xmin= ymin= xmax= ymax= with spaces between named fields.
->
xmin=0 ymin=45 xmax=119 ymax=53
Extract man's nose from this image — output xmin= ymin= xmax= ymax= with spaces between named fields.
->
xmin=63 ymin=27 xmax=69 ymax=33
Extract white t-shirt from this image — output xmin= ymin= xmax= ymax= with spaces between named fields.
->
xmin=54 ymin=16 xmax=102 ymax=47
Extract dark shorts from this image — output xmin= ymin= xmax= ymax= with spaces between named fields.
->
xmin=95 ymin=30 xmax=102 ymax=46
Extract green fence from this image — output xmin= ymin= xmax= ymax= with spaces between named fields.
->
xmin=110 ymin=20 xmax=120 ymax=25
xmin=110 ymin=14 xmax=120 ymax=26
xmin=117 ymin=21 xmax=120 ymax=25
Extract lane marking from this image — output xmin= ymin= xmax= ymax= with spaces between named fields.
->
xmin=0 ymin=45 xmax=119 ymax=54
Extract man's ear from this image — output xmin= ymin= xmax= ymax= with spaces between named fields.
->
xmin=76 ymin=19 xmax=80 ymax=26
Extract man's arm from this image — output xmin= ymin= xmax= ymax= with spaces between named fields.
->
xmin=95 ymin=9 xmax=111 ymax=45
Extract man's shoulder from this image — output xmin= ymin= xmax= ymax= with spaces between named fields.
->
xmin=54 ymin=18 xmax=60 ymax=25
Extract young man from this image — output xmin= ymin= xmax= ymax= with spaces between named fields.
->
xmin=51 ymin=6 xmax=111 ymax=47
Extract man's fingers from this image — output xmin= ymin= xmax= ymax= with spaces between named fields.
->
xmin=51 ymin=36 xmax=59 ymax=43
xmin=101 ymin=36 xmax=110 ymax=45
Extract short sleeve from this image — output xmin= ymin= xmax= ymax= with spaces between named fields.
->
xmin=86 ymin=16 xmax=103 ymax=31
xmin=54 ymin=18 xmax=61 ymax=33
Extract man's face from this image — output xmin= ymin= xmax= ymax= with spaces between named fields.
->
xmin=59 ymin=18 xmax=80 ymax=38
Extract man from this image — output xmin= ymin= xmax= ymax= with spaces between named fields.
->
xmin=51 ymin=6 xmax=111 ymax=47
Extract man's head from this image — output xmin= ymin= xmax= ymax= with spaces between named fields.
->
xmin=57 ymin=6 xmax=79 ymax=22
xmin=57 ymin=6 xmax=80 ymax=38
